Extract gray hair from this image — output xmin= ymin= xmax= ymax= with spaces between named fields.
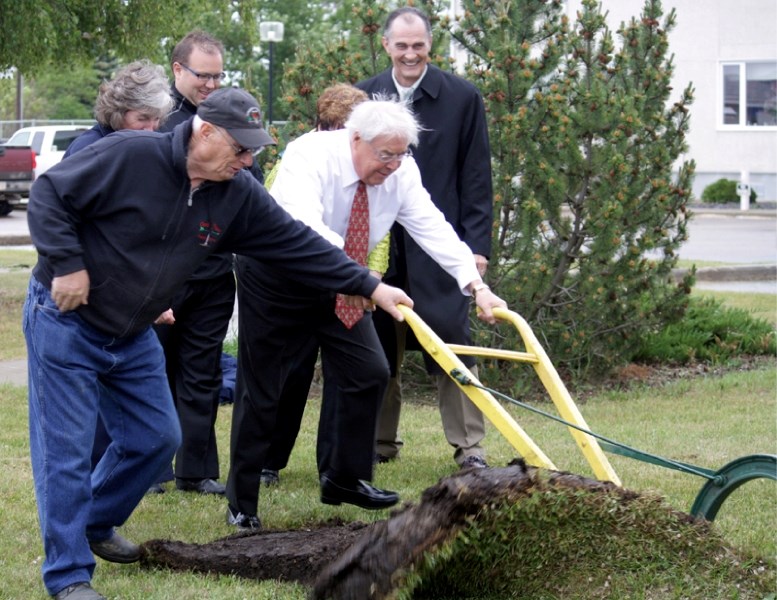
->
xmin=94 ymin=60 xmax=173 ymax=130
xmin=345 ymin=98 xmax=420 ymax=147
xmin=384 ymin=6 xmax=432 ymax=38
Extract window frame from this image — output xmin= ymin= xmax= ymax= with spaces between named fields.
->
xmin=719 ymin=60 xmax=777 ymax=130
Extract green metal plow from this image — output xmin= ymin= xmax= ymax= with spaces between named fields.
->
xmin=397 ymin=305 xmax=776 ymax=521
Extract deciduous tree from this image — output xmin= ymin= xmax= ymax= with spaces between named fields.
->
xmin=0 ymin=0 xmax=212 ymax=74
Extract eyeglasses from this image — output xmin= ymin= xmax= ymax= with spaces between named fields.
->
xmin=179 ymin=63 xmax=226 ymax=83
xmin=214 ymin=127 xmax=259 ymax=157
xmin=368 ymin=141 xmax=413 ymax=164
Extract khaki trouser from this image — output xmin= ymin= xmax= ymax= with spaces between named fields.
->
xmin=375 ymin=322 xmax=486 ymax=466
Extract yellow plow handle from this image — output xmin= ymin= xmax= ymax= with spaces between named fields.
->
xmin=397 ymin=304 xmax=620 ymax=486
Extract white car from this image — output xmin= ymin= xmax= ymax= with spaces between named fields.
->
xmin=5 ymin=125 xmax=91 ymax=179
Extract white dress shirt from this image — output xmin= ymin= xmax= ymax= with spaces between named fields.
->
xmin=269 ymin=128 xmax=480 ymax=293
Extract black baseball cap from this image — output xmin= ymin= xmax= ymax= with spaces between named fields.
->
xmin=197 ymin=87 xmax=276 ymax=148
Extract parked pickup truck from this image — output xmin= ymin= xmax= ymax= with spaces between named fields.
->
xmin=5 ymin=125 xmax=90 ymax=179
xmin=0 ymin=144 xmax=36 ymax=216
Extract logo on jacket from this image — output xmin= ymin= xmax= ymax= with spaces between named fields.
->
xmin=198 ymin=221 xmax=223 ymax=247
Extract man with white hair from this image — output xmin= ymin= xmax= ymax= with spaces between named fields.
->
xmin=225 ymin=98 xmax=507 ymax=531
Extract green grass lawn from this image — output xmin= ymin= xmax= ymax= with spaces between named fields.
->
xmin=0 ymin=249 xmax=774 ymax=597
xmin=1 ymin=363 xmax=775 ymax=599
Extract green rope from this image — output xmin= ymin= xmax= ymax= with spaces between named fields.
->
xmin=450 ymin=369 xmax=724 ymax=484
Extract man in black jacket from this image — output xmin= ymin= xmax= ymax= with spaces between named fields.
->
xmin=25 ymin=87 xmax=411 ymax=600
xmin=357 ymin=7 xmax=494 ymax=469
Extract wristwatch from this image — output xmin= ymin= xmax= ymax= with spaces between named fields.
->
xmin=471 ymin=283 xmax=490 ymax=299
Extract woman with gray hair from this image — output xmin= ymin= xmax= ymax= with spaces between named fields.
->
xmin=64 ymin=59 xmax=173 ymax=157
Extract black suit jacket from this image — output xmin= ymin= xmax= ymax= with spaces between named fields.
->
xmin=357 ymin=65 xmax=493 ymax=372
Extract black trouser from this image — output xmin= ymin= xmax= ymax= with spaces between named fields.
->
xmin=262 ymin=342 xmax=319 ymax=472
xmin=226 ymin=257 xmax=389 ymax=516
xmin=154 ymin=271 xmax=236 ymax=480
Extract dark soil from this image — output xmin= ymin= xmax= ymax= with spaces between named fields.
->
xmin=142 ymin=518 xmax=371 ymax=586
xmin=140 ymin=461 xmax=687 ymax=599
xmin=581 ymin=354 xmax=775 ymax=400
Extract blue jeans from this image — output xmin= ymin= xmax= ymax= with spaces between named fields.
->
xmin=23 ymin=277 xmax=181 ymax=595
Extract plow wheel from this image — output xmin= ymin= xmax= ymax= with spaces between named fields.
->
xmin=690 ymin=453 xmax=777 ymax=521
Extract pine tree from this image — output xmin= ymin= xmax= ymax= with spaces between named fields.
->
xmin=444 ymin=0 xmax=695 ymax=378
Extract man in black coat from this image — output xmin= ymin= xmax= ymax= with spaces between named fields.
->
xmin=357 ymin=6 xmax=494 ymax=469
xmin=153 ymin=30 xmax=272 ymax=496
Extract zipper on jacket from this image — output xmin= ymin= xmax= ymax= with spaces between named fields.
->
xmin=162 ymin=181 xmax=193 ymax=241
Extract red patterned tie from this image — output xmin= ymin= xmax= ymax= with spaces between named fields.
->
xmin=335 ymin=181 xmax=370 ymax=328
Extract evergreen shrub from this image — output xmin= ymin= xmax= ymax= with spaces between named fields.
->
xmin=701 ymin=178 xmax=757 ymax=203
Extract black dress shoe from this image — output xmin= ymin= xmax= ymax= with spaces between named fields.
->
xmin=54 ymin=582 xmax=106 ymax=600
xmin=175 ymin=477 xmax=226 ymax=495
xmin=89 ymin=532 xmax=141 ymax=564
xmin=320 ymin=474 xmax=399 ymax=510
xmin=146 ymin=482 xmax=165 ymax=495
xmin=374 ymin=453 xmax=396 ymax=465
xmin=260 ymin=468 xmax=280 ymax=486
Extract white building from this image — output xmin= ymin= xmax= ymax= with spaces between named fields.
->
xmin=449 ymin=0 xmax=777 ymax=201
xmin=565 ymin=0 xmax=777 ymax=201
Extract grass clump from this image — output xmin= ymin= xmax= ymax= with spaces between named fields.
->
xmin=401 ymin=487 xmax=774 ymax=599
xmin=634 ymin=295 xmax=776 ymax=364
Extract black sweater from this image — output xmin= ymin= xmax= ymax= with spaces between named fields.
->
xmin=28 ymin=119 xmax=377 ymax=338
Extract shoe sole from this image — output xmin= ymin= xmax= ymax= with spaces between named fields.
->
xmin=89 ymin=546 xmax=140 ymax=564
xmin=320 ymin=493 xmax=398 ymax=510
xmin=175 ymin=483 xmax=225 ymax=495
xmin=320 ymin=494 xmax=342 ymax=506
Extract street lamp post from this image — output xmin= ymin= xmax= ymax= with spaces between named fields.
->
xmin=259 ymin=21 xmax=284 ymax=126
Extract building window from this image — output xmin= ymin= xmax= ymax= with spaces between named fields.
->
xmin=721 ymin=61 xmax=777 ymax=127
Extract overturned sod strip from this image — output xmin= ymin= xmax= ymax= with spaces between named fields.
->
xmin=141 ymin=461 xmax=774 ymax=599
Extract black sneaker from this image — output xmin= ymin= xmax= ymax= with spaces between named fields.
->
xmin=54 ymin=583 xmax=106 ymax=600
xmin=260 ymin=468 xmax=280 ymax=486
xmin=175 ymin=477 xmax=226 ymax=495
xmin=88 ymin=532 xmax=141 ymax=563
xmin=460 ymin=455 xmax=489 ymax=469
xmin=146 ymin=483 xmax=165 ymax=495
xmin=226 ymin=505 xmax=262 ymax=532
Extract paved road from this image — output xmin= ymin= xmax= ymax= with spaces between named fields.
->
xmin=680 ymin=212 xmax=777 ymax=264
xmin=3 ymin=205 xmax=775 ymax=261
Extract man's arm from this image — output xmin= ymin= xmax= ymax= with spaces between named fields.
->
xmin=227 ymin=181 xmax=388 ymax=299
xmin=269 ymin=136 xmax=345 ymax=248
xmin=50 ymin=270 xmax=90 ymax=312
xmin=467 ymin=281 xmax=506 ymax=324
xmin=371 ymin=282 xmax=413 ymax=322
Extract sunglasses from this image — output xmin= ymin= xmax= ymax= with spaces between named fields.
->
xmin=214 ymin=127 xmax=259 ymax=156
